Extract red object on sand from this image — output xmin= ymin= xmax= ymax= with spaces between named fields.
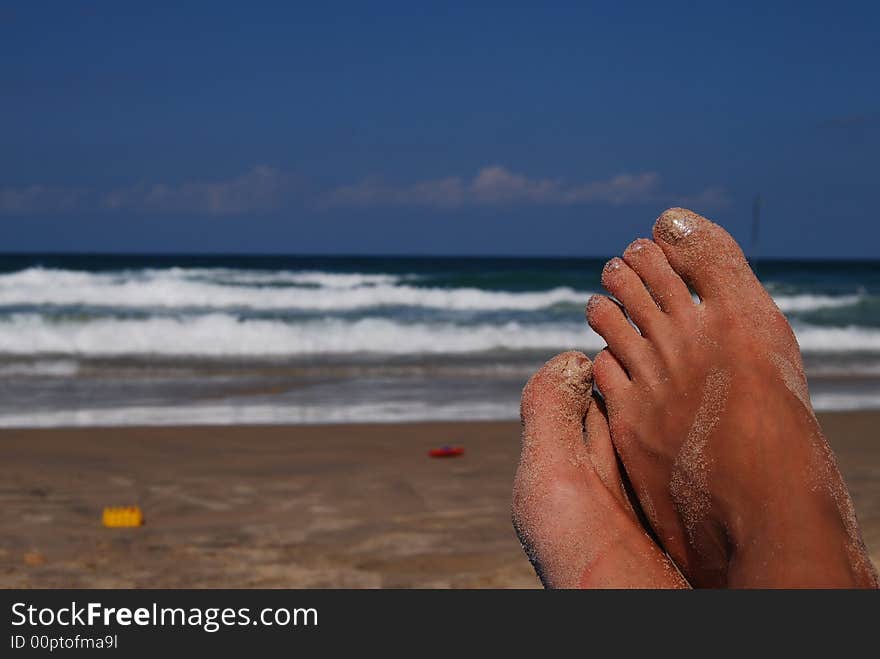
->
xmin=429 ymin=446 xmax=465 ymax=458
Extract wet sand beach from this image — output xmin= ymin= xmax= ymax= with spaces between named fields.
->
xmin=1 ymin=412 xmax=879 ymax=588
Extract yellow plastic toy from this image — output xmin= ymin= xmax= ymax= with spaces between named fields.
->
xmin=102 ymin=506 xmax=144 ymax=528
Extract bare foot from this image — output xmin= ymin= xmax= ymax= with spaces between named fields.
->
xmin=512 ymin=351 xmax=688 ymax=588
xmin=587 ymin=207 xmax=878 ymax=588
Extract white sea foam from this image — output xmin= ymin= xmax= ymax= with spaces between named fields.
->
xmin=0 ymin=312 xmax=878 ymax=357
xmin=774 ymin=294 xmax=863 ymax=313
xmin=1 ymin=267 xmax=869 ymax=314
xmin=0 ymin=359 xmax=79 ymax=377
xmin=0 ymin=399 xmax=519 ymax=428
xmin=1 ymin=266 xmax=876 ymax=424
xmin=0 ymin=314 xmax=605 ymax=356
xmin=792 ymin=323 xmax=880 ymax=353
xmin=0 ymin=267 xmax=587 ymax=311
xmin=809 ymin=391 xmax=880 ymax=412
xmin=168 ymin=268 xmax=405 ymax=288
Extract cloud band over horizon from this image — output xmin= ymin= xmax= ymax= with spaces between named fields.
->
xmin=0 ymin=165 xmax=728 ymax=216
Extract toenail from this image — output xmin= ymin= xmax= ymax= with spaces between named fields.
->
xmin=601 ymin=258 xmax=624 ymax=282
xmin=655 ymin=207 xmax=698 ymax=244
xmin=624 ymin=239 xmax=650 ymax=256
xmin=560 ymin=353 xmax=592 ymax=392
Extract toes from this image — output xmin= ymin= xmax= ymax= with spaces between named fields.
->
xmin=586 ymin=295 xmax=653 ymax=380
xmin=515 ymin=352 xmax=687 ymax=589
xmin=592 ymin=349 xmax=631 ymax=401
xmin=521 ymin=355 xmax=621 ymax=499
xmin=652 ymin=207 xmax=758 ymax=302
xmin=519 ymin=351 xmax=593 ymax=464
xmin=622 ymin=238 xmax=694 ymax=315
xmin=515 ymin=351 xmax=595 ymax=588
xmin=584 ymin=396 xmax=629 ymax=509
xmin=600 ymin=257 xmax=666 ymax=337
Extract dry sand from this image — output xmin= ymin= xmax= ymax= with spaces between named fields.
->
xmin=1 ymin=412 xmax=879 ymax=588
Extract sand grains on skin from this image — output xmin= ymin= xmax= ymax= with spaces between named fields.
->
xmin=669 ymin=368 xmax=732 ymax=541
xmin=583 ymin=207 xmax=880 ymax=587
xmin=514 ymin=352 xmax=595 ymax=587
xmin=514 ymin=352 xmax=689 ymax=589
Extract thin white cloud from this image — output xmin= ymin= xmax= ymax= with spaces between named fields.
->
xmin=0 ymin=164 xmax=728 ymax=215
xmin=0 ymin=184 xmax=86 ymax=214
xmin=0 ymin=166 xmax=298 ymax=216
xmin=323 ymin=165 xmax=726 ymax=209
xmin=101 ymin=166 xmax=295 ymax=215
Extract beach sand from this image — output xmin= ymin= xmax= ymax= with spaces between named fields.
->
xmin=1 ymin=412 xmax=879 ymax=588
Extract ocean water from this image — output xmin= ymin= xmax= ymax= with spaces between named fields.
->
xmin=0 ymin=254 xmax=878 ymax=427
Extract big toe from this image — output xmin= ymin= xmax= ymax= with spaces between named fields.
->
xmin=515 ymin=351 xmax=595 ymax=587
xmin=519 ymin=350 xmax=593 ymax=468
xmin=652 ymin=207 xmax=761 ymax=302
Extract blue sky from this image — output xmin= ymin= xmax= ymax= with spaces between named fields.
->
xmin=1 ymin=2 xmax=878 ymax=257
